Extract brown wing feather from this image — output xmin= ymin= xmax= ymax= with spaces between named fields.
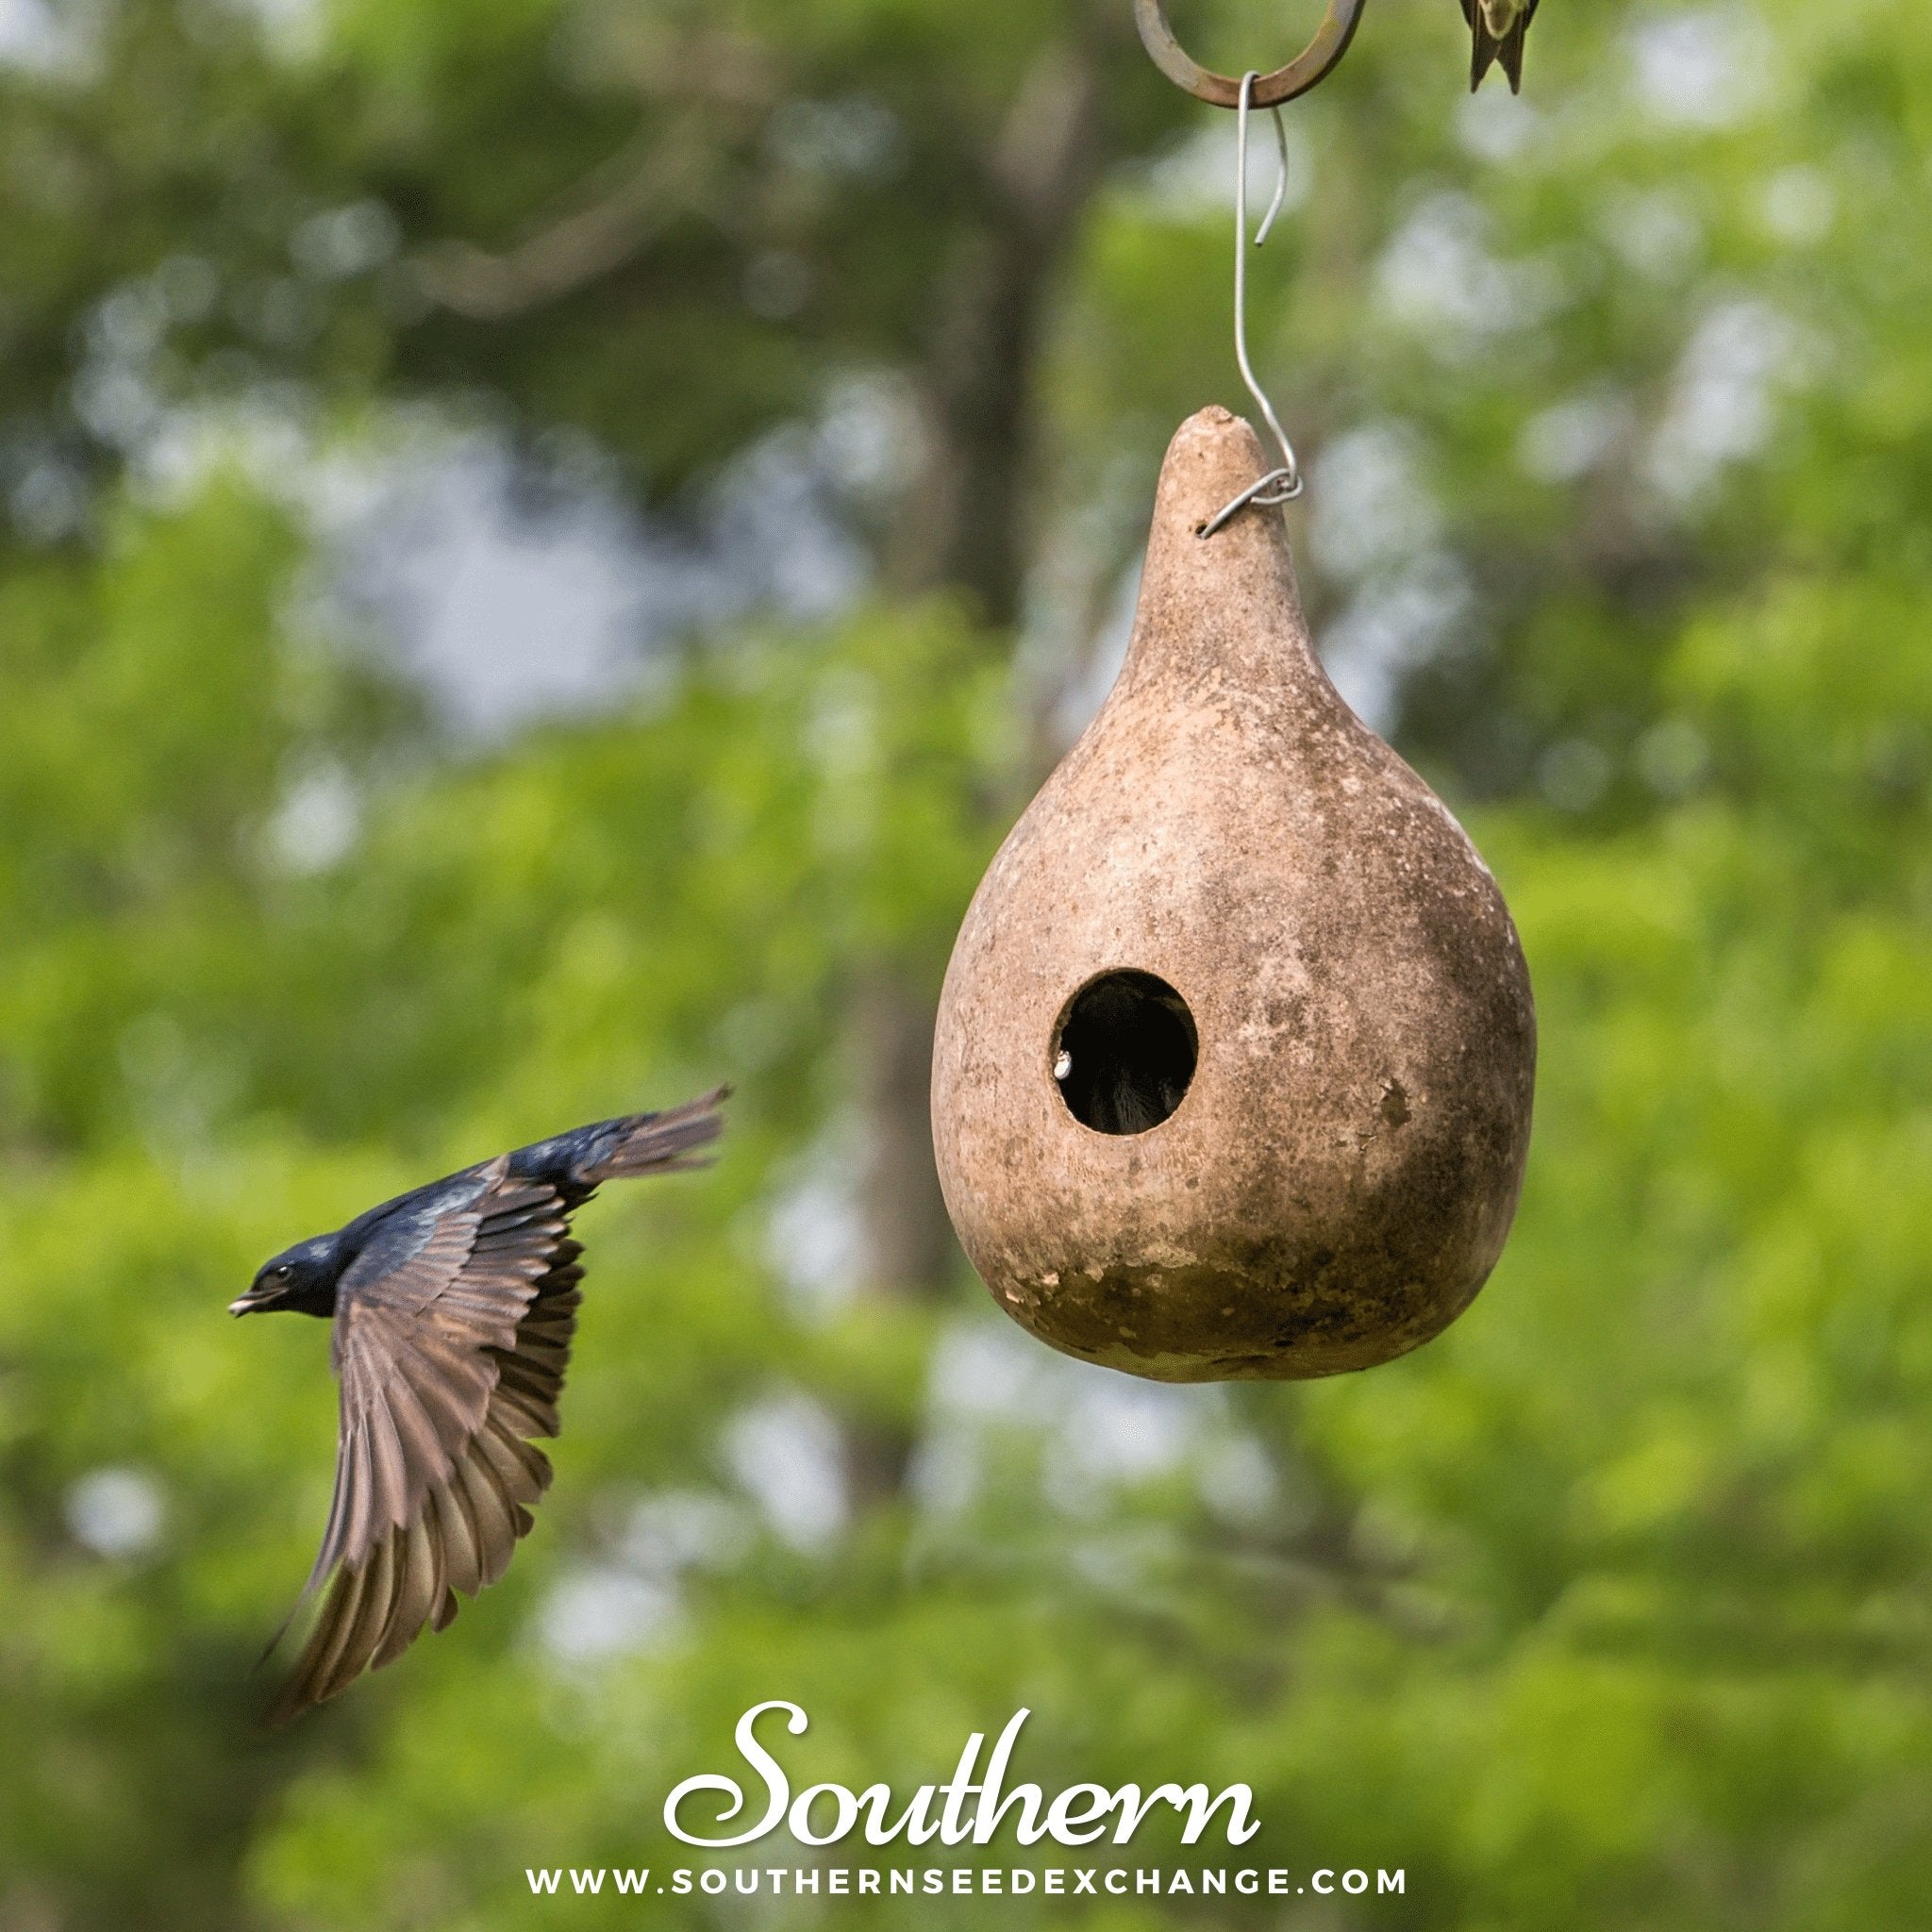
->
xmin=269 ymin=1169 xmax=583 ymax=1724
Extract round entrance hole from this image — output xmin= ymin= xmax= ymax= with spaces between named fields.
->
xmin=1052 ymin=971 xmax=1198 ymax=1136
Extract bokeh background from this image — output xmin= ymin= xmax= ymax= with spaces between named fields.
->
xmin=2 ymin=0 xmax=1928 ymax=1925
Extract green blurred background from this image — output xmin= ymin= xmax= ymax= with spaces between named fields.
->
xmin=3 ymin=0 xmax=1929 ymax=1924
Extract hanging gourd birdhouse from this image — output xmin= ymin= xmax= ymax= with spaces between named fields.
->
xmin=930 ymin=408 xmax=1536 ymax=1383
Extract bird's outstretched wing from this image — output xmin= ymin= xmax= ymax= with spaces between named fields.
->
xmin=268 ymin=1158 xmax=581 ymax=1722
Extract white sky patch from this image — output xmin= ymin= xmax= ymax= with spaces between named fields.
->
xmin=1628 ymin=8 xmax=1775 ymax=130
xmin=536 ymin=1488 xmax=751 ymax=1670
xmin=66 ymin=1467 xmax=167 ymax=1559
xmin=1135 ymin=117 xmax=1316 ymax=225
xmin=81 ymin=275 xmax=874 ymax=744
xmin=1307 ymin=424 xmax=1441 ymax=583
xmin=1055 ymin=1379 xmax=1202 ymax=1488
xmin=1646 ymin=298 xmax=1806 ymax=504
xmin=908 ymin=1425 xmax=982 ymax=1522
xmin=763 ymin=1157 xmax=864 ymax=1322
xmin=267 ymin=763 xmax=360 ymax=874
xmin=927 ymin=1319 xmax=1057 ymax=1426
xmin=1454 ymin=85 xmax=1544 ymax=164
xmin=708 ymin=428 xmax=869 ymax=625
xmin=1322 ymin=556 xmax=1473 ymax=738
xmin=538 ymin=1567 xmax=681 ymax=1666
xmin=921 ymin=1318 xmax=1223 ymax=1523
xmin=1518 ymin=390 xmax=1633 ymax=485
xmin=362 ymin=451 xmax=655 ymax=740
xmin=1042 ymin=558 xmax=1139 ymax=750
xmin=723 ymin=1391 xmax=848 ymax=1554
xmin=0 ymin=0 xmax=84 ymax=72
xmin=1374 ymin=192 xmax=1566 ymax=347
xmin=9 ymin=458 xmax=88 ymax=543
xmin=326 ymin=404 xmax=870 ymax=741
xmin=1600 ymin=188 xmax=1704 ymax=284
xmin=290 ymin=200 xmax=401 ymax=283
xmin=1304 ymin=422 xmax=1468 ymax=732
xmin=219 ymin=0 xmax=325 ymax=58
xmin=619 ymin=1489 xmax=754 ymax=1578
xmin=1196 ymin=1434 xmax=1282 ymax=1526
xmin=0 ymin=0 xmax=47 ymax=56
xmin=814 ymin=372 xmax=919 ymax=502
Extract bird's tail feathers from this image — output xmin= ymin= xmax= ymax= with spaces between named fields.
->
xmin=1471 ymin=17 xmax=1528 ymax=92
xmin=581 ymin=1086 xmax=729 ymax=1184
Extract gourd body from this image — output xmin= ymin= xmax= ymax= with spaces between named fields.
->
xmin=931 ymin=408 xmax=1536 ymax=1381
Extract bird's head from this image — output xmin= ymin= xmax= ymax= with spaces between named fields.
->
xmin=231 ymin=1236 xmax=337 ymax=1317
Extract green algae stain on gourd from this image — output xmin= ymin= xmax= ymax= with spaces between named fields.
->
xmin=931 ymin=408 xmax=1536 ymax=1382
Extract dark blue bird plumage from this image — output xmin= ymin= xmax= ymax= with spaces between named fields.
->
xmin=234 ymin=1089 xmax=726 ymax=1721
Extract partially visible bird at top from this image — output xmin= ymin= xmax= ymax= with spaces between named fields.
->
xmin=231 ymin=1089 xmax=726 ymax=1723
xmin=1460 ymin=0 xmax=1540 ymax=93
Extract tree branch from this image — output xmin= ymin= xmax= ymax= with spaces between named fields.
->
xmin=408 ymin=31 xmax=782 ymax=322
xmin=411 ymin=125 xmax=718 ymax=321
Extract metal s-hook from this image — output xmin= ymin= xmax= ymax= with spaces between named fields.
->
xmin=1135 ymin=0 xmax=1372 ymax=109
xmin=1138 ymin=7 xmax=1366 ymax=534
xmin=1199 ymin=73 xmax=1302 ymax=540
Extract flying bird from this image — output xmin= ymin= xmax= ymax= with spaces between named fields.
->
xmin=233 ymin=1090 xmax=726 ymax=1722
xmin=1460 ymin=0 xmax=1540 ymax=93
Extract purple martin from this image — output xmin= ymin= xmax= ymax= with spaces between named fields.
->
xmin=1460 ymin=0 xmax=1540 ymax=92
xmin=233 ymin=1090 xmax=726 ymax=1722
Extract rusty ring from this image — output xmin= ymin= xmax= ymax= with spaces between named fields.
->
xmin=1134 ymin=0 xmax=1371 ymax=108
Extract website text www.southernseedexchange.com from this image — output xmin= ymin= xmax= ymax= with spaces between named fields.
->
xmin=524 ymin=1865 xmax=1407 ymax=1901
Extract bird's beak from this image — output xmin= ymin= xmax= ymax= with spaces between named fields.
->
xmin=229 ymin=1290 xmax=266 ymax=1316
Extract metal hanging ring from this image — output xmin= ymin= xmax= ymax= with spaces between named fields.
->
xmin=1134 ymin=0 xmax=1371 ymax=108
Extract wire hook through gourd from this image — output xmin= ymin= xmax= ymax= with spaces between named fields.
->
xmin=1198 ymin=73 xmax=1302 ymax=539
xmin=1134 ymin=0 xmax=1372 ymax=108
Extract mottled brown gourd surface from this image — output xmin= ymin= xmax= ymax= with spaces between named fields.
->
xmin=931 ymin=408 xmax=1537 ymax=1382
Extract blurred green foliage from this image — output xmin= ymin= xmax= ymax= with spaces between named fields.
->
xmin=1 ymin=1 xmax=1929 ymax=1927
